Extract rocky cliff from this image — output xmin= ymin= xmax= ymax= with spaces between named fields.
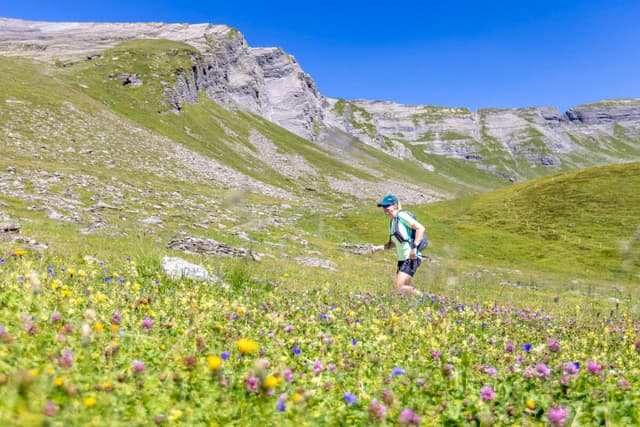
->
xmin=0 ymin=18 xmax=327 ymax=141
xmin=1 ymin=17 xmax=639 ymax=182
xmin=322 ymin=99 xmax=640 ymax=179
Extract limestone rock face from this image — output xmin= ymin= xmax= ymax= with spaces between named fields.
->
xmin=321 ymin=98 xmax=640 ymax=176
xmin=564 ymin=101 xmax=640 ymax=124
xmin=2 ymin=17 xmax=639 ymax=175
xmin=0 ymin=18 xmax=326 ymax=141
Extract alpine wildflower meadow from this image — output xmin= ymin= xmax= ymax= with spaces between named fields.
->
xmin=0 ymin=250 xmax=638 ymax=426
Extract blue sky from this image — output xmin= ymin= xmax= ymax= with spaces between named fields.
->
xmin=3 ymin=0 xmax=640 ymax=111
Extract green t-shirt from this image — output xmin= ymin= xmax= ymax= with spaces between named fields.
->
xmin=389 ymin=211 xmax=422 ymax=261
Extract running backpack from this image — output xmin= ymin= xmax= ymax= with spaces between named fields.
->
xmin=391 ymin=211 xmax=428 ymax=251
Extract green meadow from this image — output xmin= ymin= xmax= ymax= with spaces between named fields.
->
xmin=1 ymin=39 xmax=639 ymax=425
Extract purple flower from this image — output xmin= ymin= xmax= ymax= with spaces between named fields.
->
xmin=50 ymin=311 xmax=62 ymax=323
xmin=58 ymin=350 xmax=74 ymax=369
xmin=547 ymin=406 xmax=569 ymax=426
xmin=221 ymin=351 xmax=231 ymax=360
xmin=111 ymin=311 xmax=121 ymax=325
xmin=618 ymin=378 xmax=631 ymax=390
xmin=382 ymin=388 xmax=394 ymax=405
xmin=536 ymin=363 xmax=551 ymax=379
xmin=313 ymin=360 xmax=324 ymax=375
xmin=141 ymin=316 xmax=153 ymax=331
xmin=442 ymin=363 xmax=454 ymax=379
xmin=277 ymin=399 xmax=285 ymax=412
xmin=398 ymin=408 xmax=421 ymax=425
xmin=43 ymin=401 xmax=59 ymax=417
xmin=587 ymin=361 xmax=602 ymax=375
xmin=352 ymin=339 xmax=357 ymax=346
xmin=292 ymin=345 xmax=301 ymax=356
xmin=522 ymin=343 xmax=532 ymax=353
xmin=431 ymin=349 xmax=442 ymax=360
xmin=283 ymin=368 xmax=295 ymax=383
xmin=523 ymin=365 xmax=534 ymax=379
xmin=368 ymin=399 xmax=387 ymax=421
xmin=344 ymin=392 xmax=357 ymax=405
xmin=548 ymin=338 xmax=561 ymax=352
xmin=485 ymin=366 xmax=498 ymax=377
xmin=505 ymin=341 xmax=515 ymax=352
xmin=131 ymin=359 xmax=147 ymax=374
xmin=328 ymin=363 xmax=337 ymax=372
xmin=479 ymin=385 xmax=495 ymax=401
xmin=245 ymin=376 xmax=259 ymax=393
xmin=392 ymin=366 xmax=405 ymax=376
xmin=283 ymin=325 xmax=294 ymax=333
xmin=563 ymin=362 xmax=580 ymax=376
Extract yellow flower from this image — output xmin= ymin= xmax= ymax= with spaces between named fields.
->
xmin=93 ymin=323 xmax=104 ymax=333
xmin=263 ymin=375 xmax=280 ymax=389
xmin=526 ymin=400 xmax=536 ymax=410
xmin=207 ymin=355 xmax=223 ymax=371
xmin=50 ymin=279 xmax=61 ymax=290
xmin=111 ymin=324 xmax=119 ymax=333
xmin=236 ymin=306 xmax=246 ymax=315
xmin=292 ymin=392 xmax=303 ymax=403
xmin=54 ymin=377 xmax=64 ymax=387
xmin=236 ymin=338 xmax=259 ymax=355
xmin=28 ymin=369 xmax=38 ymax=378
xmin=12 ymin=249 xmax=26 ymax=257
xmin=61 ymin=288 xmax=72 ymax=297
xmin=169 ymin=409 xmax=183 ymax=422
xmin=83 ymin=396 xmax=96 ymax=407
xmin=68 ymin=268 xmax=76 ymax=277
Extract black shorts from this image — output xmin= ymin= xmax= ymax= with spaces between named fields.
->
xmin=397 ymin=258 xmax=422 ymax=277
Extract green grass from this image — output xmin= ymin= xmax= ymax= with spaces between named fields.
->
xmin=424 ymin=162 xmax=640 ymax=282
xmin=576 ymin=98 xmax=640 ymax=109
xmin=2 ymin=42 xmax=640 ymax=305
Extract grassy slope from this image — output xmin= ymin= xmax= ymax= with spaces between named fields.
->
xmin=58 ymin=39 xmax=481 ymax=200
xmin=422 ymin=162 xmax=640 ymax=281
xmin=1 ymin=46 xmax=639 ymax=310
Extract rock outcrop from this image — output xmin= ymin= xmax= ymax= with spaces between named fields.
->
xmin=0 ymin=18 xmax=326 ymax=142
xmin=321 ymin=98 xmax=640 ymax=179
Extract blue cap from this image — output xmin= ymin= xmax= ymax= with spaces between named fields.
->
xmin=377 ymin=194 xmax=398 ymax=207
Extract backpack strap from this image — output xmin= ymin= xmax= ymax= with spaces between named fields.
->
xmin=391 ymin=213 xmax=412 ymax=245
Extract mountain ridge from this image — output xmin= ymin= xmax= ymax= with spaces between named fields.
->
xmin=1 ymin=17 xmax=639 ymax=193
